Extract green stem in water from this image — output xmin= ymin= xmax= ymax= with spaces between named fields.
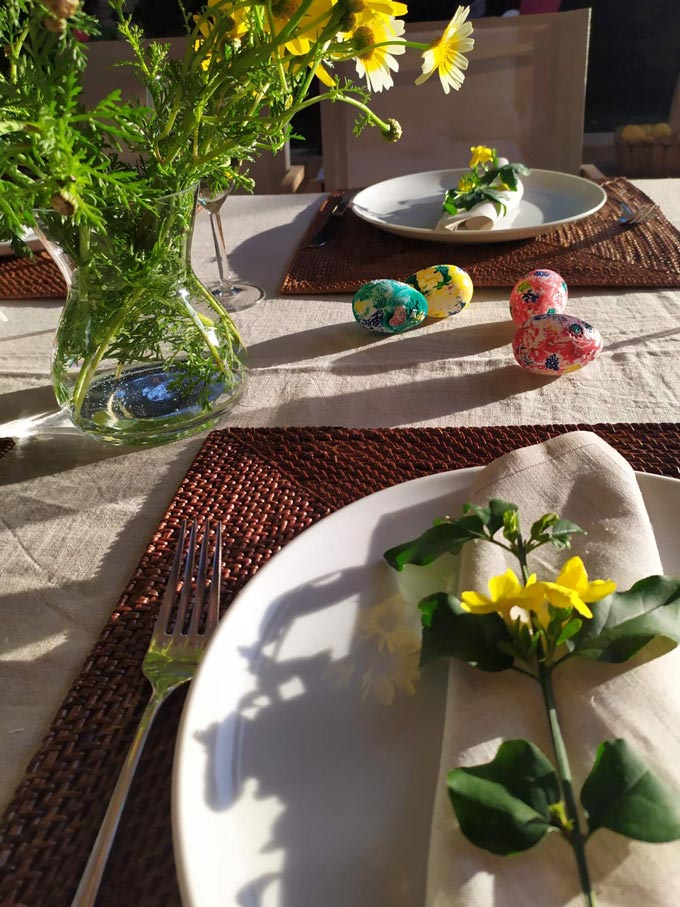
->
xmin=71 ymin=287 xmax=145 ymax=419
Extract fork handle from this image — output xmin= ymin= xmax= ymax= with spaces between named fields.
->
xmin=71 ymin=690 xmax=165 ymax=907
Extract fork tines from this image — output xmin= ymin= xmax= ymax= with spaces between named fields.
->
xmin=153 ymin=519 xmax=222 ymax=643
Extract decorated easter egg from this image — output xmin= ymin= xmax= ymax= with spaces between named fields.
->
xmin=510 ymin=269 xmax=568 ymax=325
xmin=352 ymin=279 xmax=428 ymax=334
xmin=406 ymin=264 xmax=473 ymax=318
xmin=513 ymin=313 xmax=602 ymax=376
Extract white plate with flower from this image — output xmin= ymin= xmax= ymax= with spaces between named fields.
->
xmin=172 ymin=467 xmax=679 ymax=907
xmin=350 ymin=169 xmax=608 ymax=244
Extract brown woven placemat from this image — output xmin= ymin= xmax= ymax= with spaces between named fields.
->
xmin=1 ymin=422 xmax=679 ymax=907
xmin=0 ymin=438 xmax=14 ymax=460
xmin=281 ymin=178 xmax=680 ymax=295
xmin=0 ymin=250 xmax=67 ymax=300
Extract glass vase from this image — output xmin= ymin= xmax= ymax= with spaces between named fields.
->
xmin=35 ymin=186 xmax=248 ymax=446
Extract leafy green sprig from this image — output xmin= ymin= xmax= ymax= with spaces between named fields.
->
xmin=385 ymin=500 xmax=680 ymax=907
xmin=442 ymin=148 xmax=530 ymax=217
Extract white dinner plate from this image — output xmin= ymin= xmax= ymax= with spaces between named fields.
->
xmin=0 ymin=228 xmax=43 ymax=256
xmin=173 ymin=468 xmax=679 ymax=907
xmin=350 ymin=169 xmax=608 ymax=244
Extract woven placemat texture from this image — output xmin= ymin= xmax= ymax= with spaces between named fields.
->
xmin=281 ymin=178 xmax=680 ymax=295
xmin=1 ymin=422 xmax=679 ymax=907
xmin=0 ymin=438 xmax=14 ymax=460
xmin=0 ymin=251 xmax=67 ymax=300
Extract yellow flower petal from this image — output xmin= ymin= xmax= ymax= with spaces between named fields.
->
xmin=460 ymin=590 xmax=494 ymax=612
xmin=583 ymin=578 xmax=617 ymax=603
xmin=555 ymin=556 xmax=588 ymax=596
xmin=541 ymin=582 xmax=593 ymax=619
xmin=488 ymin=568 xmax=522 ymax=601
xmin=469 ymin=145 xmax=495 ymax=168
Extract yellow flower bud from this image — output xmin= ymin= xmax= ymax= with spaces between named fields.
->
xmin=382 ymin=118 xmax=402 ymax=143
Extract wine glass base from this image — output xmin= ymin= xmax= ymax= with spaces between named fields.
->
xmin=210 ymin=280 xmax=264 ymax=312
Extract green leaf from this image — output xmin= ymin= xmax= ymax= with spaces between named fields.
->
xmin=555 ymin=617 xmax=582 ymax=646
xmin=549 ymin=518 xmax=585 ymax=549
xmin=448 ymin=739 xmax=560 ymax=855
xmin=383 ymin=515 xmax=487 ymax=571
xmin=489 ymin=498 xmax=517 ymax=535
xmin=529 ymin=512 xmax=559 ymax=544
xmin=582 ymin=739 xmax=680 ymax=842
xmin=462 ymin=503 xmax=491 ymax=525
xmin=442 ymin=190 xmax=458 ymax=215
xmin=418 ymin=592 xmax=514 ymax=671
xmin=0 ymin=120 xmax=26 ymax=136
xmin=498 ymin=165 xmax=518 ymax=191
xmin=572 ymin=575 xmax=680 ymax=662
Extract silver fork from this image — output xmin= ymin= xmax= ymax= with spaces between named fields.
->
xmin=617 ymin=200 xmax=661 ymax=226
xmin=72 ymin=519 xmax=223 ymax=907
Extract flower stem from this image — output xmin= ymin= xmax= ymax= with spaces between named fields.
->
xmin=513 ymin=539 xmax=596 ymax=907
xmin=538 ymin=662 xmax=596 ymax=907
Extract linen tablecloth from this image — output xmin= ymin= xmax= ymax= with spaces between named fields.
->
xmin=1 ymin=181 xmax=679 ymax=813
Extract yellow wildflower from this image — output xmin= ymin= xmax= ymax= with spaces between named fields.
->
xmin=536 ymin=556 xmax=616 ymax=619
xmin=457 ymin=174 xmax=476 ymax=193
xmin=270 ymin=0 xmax=334 ymax=47
xmin=469 ymin=145 xmax=495 ymax=169
xmin=416 ymin=6 xmax=474 ymax=95
xmin=461 ymin=568 xmax=538 ymax=620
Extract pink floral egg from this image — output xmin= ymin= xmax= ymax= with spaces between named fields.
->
xmin=510 ymin=269 xmax=568 ymax=325
xmin=513 ymin=313 xmax=603 ymax=376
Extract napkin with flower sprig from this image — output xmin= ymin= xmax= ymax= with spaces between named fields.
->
xmin=436 ymin=148 xmax=529 ymax=233
xmin=425 ymin=432 xmax=680 ymax=907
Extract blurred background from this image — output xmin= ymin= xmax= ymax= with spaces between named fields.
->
xmin=82 ymin=1 xmax=680 ymax=183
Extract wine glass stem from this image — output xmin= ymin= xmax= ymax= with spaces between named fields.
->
xmin=209 ymin=209 xmax=234 ymax=291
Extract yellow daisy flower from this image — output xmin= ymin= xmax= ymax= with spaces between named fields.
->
xmin=352 ymin=15 xmax=406 ymax=93
xmin=197 ymin=2 xmax=249 ymax=42
xmin=536 ymin=556 xmax=616 ymax=619
xmin=270 ymin=0 xmax=334 ymax=41
xmin=461 ymin=568 xmax=538 ymax=620
xmin=415 ymin=5 xmax=474 ymax=95
xmin=347 ymin=0 xmax=408 ymax=16
xmin=469 ymin=145 xmax=495 ymax=169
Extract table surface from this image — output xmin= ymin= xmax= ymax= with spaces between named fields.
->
xmin=1 ymin=181 xmax=679 ymax=813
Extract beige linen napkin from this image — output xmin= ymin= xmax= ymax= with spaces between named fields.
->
xmin=426 ymin=431 xmax=680 ymax=907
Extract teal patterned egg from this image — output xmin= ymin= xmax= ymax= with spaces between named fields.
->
xmin=406 ymin=264 xmax=473 ymax=318
xmin=352 ymin=279 xmax=428 ymax=334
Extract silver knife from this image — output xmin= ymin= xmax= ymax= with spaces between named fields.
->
xmin=306 ymin=191 xmax=354 ymax=248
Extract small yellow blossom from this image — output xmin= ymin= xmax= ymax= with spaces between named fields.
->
xmin=469 ymin=145 xmax=495 ymax=169
xmin=457 ymin=174 xmax=476 ymax=193
xmin=416 ymin=6 xmax=474 ymax=95
xmin=461 ymin=569 xmax=538 ymax=620
xmin=536 ymin=556 xmax=616 ymax=618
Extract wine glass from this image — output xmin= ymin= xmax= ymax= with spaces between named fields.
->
xmin=197 ymin=186 xmax=264 ymax=312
